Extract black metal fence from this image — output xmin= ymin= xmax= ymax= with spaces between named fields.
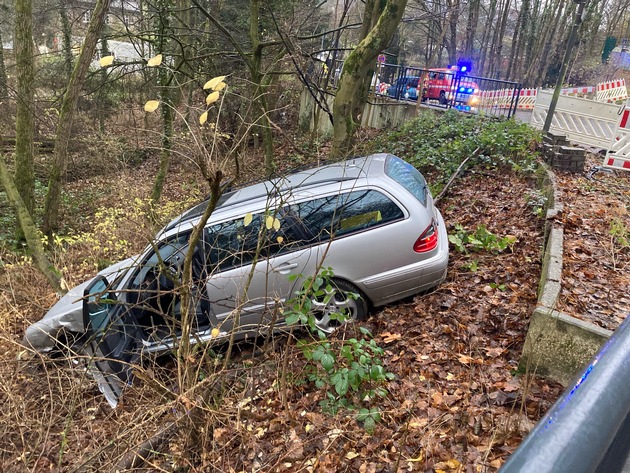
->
xmin=329 ymin=61 xmax=524 ymax=119
xmin=500 ymin=314 xmax=630 ymax=473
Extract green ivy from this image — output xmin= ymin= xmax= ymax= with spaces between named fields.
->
xmin=363 ymin=110 xmax=542 ymax=193
xmin=448 ymin=223 xmax=516 ymax=254
xmin=285 ymin=268 xmax=394 ymax=431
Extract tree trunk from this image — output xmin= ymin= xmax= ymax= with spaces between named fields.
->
xmin=477 ymin=0 xmax=498 ymax=76
xmin=0 ymin=156 xmax=64 ymax=294
xmin=14 ymin=0 xmax=36 ymax=232
xmin=149 ymin=0 xmax=174 ymax=206
xmin=150 ymin=77 xmax=174 ymax=206
xmin=331 ymin=0 xmax=408 ymax=158
xmin=533 ymin=0 xmax=569 ymax=86
xmin=59 ymin=1 xmax=74 ymax=81
xmin=446 ymin=0 xmax=460 ymax=65
xmin=490 ymin=0 xmax=511 ymax=79
xmin=506 ymin=0 xmax=529 ymax=80
xmin=464 ymin=0 xmax=480 ymax=61
xmin=43 ymin=0 xmax=112 ymax=236
xmin=249 ymin=0 xmax=273 ymax=175
xmin=0 ymin=28 xmax=8 ymax=99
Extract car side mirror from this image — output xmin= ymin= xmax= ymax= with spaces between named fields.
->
xmin=83 ymin=275 xmax=114 ymax=337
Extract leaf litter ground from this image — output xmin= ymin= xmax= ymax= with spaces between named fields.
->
xmin=554 ymin=155 xmax=630 ymax=330
xmin=2 ymin=157 xmax=628 ymax=472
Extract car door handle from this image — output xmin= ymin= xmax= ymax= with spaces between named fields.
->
xmin=273 ymin=262 xmax=298 ymax=273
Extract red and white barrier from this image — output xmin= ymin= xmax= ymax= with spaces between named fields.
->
xmin=604 ymin=156 xmax=630 ymax=170
xmin=479 ymin=88 xmax=537 ymax=109
xmin=596 ymin=79 xmax=628 ymax=103
xmin=480 ymin=81 xmax=624 ymax=110
xmin=603 ymin=100 xmax=630 ymax=172
xmin=561 ymin=86 xmax=594 ymax=96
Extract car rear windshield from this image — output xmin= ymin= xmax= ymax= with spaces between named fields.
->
xmin=385 ymin=156 xmax=428 ymax=206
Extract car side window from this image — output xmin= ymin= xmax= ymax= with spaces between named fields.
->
xmin=204 ymin=212 xmax=300 ymax=270
xmin=291 ymin=189 xmax=404 ymax=242
xmin=205 ymin=215 xmax=261 ymax=271
xmin=129 ymin=232 xmax=191 ymax=292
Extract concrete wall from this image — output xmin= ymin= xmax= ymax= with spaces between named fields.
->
xmin=298 ymin=88 xmax=418 ymax=136
xmin=520 ymin=166 xmax=613 ymax=386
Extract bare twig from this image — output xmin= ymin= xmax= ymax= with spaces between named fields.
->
xmin=434 ymin=147 xmax=481 ymax=204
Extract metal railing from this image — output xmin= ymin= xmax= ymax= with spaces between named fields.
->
xmin=326 ymin=60 xmax=523 ymax=119
xmin=500 ymin=314 xmax=630 ymax=473
xmin=373 ymin=64 xmax=522 ymax=118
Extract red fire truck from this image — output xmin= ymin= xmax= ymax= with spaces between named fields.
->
xmin=421 ymin=67 xmax=480 ymax=106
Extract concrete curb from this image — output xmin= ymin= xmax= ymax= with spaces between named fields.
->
xmin=519 ymin=164 xmax=613 ymax=386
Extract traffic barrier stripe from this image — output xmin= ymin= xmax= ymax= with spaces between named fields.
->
xmin=596 ymin=79 xmax=628 ymax=103
xmin=605 ymin=157 xmax=630 ymax=169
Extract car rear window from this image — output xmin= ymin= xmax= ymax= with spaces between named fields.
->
xmin=385 ymin=156 xmax=427 ymax=206
xmin=292 ymin=189 xmax=404 ymax=241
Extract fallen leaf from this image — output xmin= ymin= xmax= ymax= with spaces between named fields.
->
xmin=381 ymin=332 xmax=402 ymax=343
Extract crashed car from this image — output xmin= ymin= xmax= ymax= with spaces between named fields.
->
xmin=25 ymin=154 xmax=449 ymax=406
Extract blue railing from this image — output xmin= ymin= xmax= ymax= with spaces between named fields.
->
xmin=500 ymin=314 xmax=630 ymax=472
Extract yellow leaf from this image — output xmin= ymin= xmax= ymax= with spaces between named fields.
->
xmin=446 ymin=372 xmax=455 ymax=381
xmin=213 ymin=81 xmax=227 ymax=91
xmin=265 ymin=216 xmax=274 ymax=230
xmin=147 ymin=54 xmax=162 ymax=67
xmin=144 ymin=100 xmax=160 ymax=112
xmin=211 ymin=328 xmax=220 ymax=338
xmin=458 ymin=354 xmax=473 ymax=364
xmin=446 ymin=459 xmax=461 ymax=469
xmin=381 ymin=332 xmax=402 ymax=343
xmin=243 ymin=212 xmax=253 ymax=227
xmin=276 ymin=236 xmax=284 ymax=244
xmin=345 ymin=451 xmax=359 ymax=460
xmin=203 ymin=75 xmax=227 ymax=90
xmin=199 ymin=111 xmax=208 ymax=125
xmin=99 ymin=55 xmax=114 ymax=67
xmin=206 ymin=91 xmax=220 ymax=105
xmin=305 ymin=424 xmax=313 ymax=433
xmin=273 ymin=218 xmax=281 ymax=231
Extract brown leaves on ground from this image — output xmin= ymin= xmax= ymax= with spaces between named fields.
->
xmin=555 ymin=155 xmax=630 ymax=330
xmin=8 ymin=160 xmax=627 ymax=471
xmin=141 ymin=167 xmax=563 ymax=472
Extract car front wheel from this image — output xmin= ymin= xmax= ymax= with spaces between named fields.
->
xmin=311 ymin=279 xmax=368 ymax=334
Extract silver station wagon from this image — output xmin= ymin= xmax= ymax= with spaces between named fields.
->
xmin=25 ymin=153 xmax=449 ymax=406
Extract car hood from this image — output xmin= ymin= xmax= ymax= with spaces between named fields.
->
xmin=23 ymin=256 xmax=138 ymax=352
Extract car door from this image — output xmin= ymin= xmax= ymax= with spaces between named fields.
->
xmin=203 ymin=210 xmax=314 ymax=336
xmin=124 ymin=231 xmax=221 ymax=349
xmin=83 ymin=275 xmax=143 ymax=408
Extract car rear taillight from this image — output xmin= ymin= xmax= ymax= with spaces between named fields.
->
xmin=414 ymin=220 xmax=438 ymax=253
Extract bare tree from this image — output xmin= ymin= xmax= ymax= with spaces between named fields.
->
xmin=14 ymin=0 xmax=35 ymax=230
xmin=42 ymin=0 xmax=112 ymax=235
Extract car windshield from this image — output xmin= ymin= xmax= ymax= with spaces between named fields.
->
xmin=384 ymin=156 xmax=428 ymax=206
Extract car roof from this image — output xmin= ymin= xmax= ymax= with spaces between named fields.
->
xmin=161 ymin=153 xmax=392 ymax=234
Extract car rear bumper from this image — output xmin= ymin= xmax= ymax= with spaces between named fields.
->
xmin=361 ymin=209 xmax=449 ymax=306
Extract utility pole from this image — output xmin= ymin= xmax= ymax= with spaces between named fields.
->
xmin=542 ymin=0 xmax=587 ymax=133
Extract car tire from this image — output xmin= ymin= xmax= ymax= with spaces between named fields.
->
xmin=311 ymin=279 xmax=368 ymax=334
xmin=439 ymin=91 xmax=448 ymax=105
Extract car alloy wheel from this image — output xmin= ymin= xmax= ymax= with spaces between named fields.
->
xmin=311 ymin=280 xmax=368 ymax=334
